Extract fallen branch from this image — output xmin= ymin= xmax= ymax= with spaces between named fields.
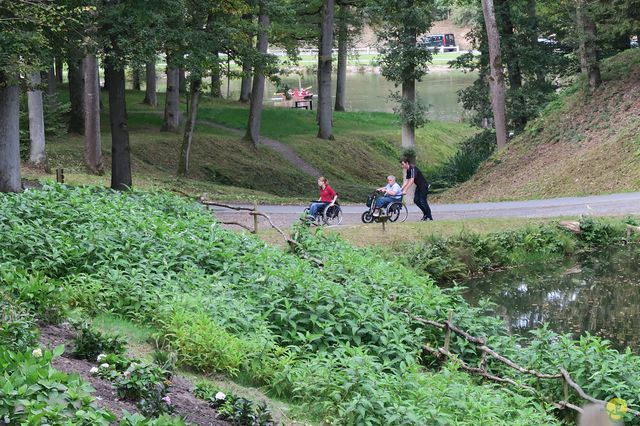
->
xmin=558 ymin=220 xmax=581 ymax=234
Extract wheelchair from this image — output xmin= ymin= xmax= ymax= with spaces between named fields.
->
xmin=361 ymin=191 xmax=408 ymax=224
xmin=304 ymin=202 xmax=343 ymax=226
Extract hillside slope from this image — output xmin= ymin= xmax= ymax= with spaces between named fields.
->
xmin=442 ymin=49 xmax=640 ymax=202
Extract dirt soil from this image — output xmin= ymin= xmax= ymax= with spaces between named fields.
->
xmin=39 ymin=323 xmax=229 ymax=426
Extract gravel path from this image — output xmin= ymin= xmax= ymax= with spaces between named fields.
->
xmin=210 ymin=191 xmax=640 ymax=229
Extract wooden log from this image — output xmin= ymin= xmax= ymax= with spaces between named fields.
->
xmin=558 ymin=221 xmax=581 ymax=234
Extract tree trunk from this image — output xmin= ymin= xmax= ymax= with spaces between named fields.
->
xmin=106 ymin=64 xmax=132 ymax=190
xmin=178 ymin=78 xmax=202 ymax=176
xmin=162 ymin=66 xmax=180 ymax=132
xmin=245 ymin=11 xmax=269 ymax=146
xmin=495 ymin=0 xmax=522 ymax=90
xmin=27 ymin=72 xmax=47 ymax=169
xmin=576 ymin=0 xmax=601 ymax=90
xmin=481 ymin=0 xmax=508 ymax=149
xmin=68 ymin=56 xmax=85 ymax=134
xmin=334 ymin=5 xmax=348 ymax=112
xmin=132 ymin=67 xmax=141 ymax=90
xmin=102 ymin=62 xmax=110 ymax=91
xmin=55 ymin=57 xmax=64 ymax=83
xmin=239 ymin=60 xmax=252 ymax=103
xmin=0 ymin=74 xmax=22 ymax=192
xmin=211 ymin=58 xmax=222 ymax=98
xmin=83 ymin=54 xmax=104 ymax=175
xmin=317 ymin=0 xmax=335 ymax=140
xmin=401 ymin=79 xmax=416 ymax=149
xmin=143 ymin=61 xmax=157 ymax=106
xmin=46 ymin=67 xmax=57 ymax=99
xmin=178 ymin=68 xmax=186 ymax=94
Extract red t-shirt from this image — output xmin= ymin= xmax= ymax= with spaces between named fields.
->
xmin=319 ymin=184 xmax=337 ymax=202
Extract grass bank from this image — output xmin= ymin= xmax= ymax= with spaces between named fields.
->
xmin=3 ymin=185 xmax=640 ymax=424
xmin=23 ymin=89 xmax=476 ymax=202
xmin=442 ymin=49 xmax=640 ymax=202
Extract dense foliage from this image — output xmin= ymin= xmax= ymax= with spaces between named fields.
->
xmin=1 ymin=185 xmax=639 ymax=423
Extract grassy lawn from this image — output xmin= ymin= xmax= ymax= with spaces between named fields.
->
xmin=26 ymin=89 xmax=476 ymax=202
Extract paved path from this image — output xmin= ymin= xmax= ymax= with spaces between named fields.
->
xmin=211 ymin=192 xmax=640 ymax=228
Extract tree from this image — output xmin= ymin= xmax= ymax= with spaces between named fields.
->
xmin=67 ymin=50 xmax=85 ymax=134
xmin=373 ymin=0 xmax=435 ymax=149
xmin=0 ymin=74 xmax=21 ymax=192
xmin=143 ymin=61 xmax=157 ymax=106
xmin=245 ymin=6 xmax=271 ymax=145
xmin=334 ymin=4 xmax=349 ymax=112
xmin=83 ymin=54 xmax=103 ymax=174
xmin=576 ymin=0 xmax=601 ymax=90
xmin=317 ymin=0 xmax=335 ymax=140
xmin=162 ymin=63 xmax=181 ymax=132
xmin=481 ymin=0 xmax=508 ymax=149
xmin=27 ymin=72 xmax=48 ymax=168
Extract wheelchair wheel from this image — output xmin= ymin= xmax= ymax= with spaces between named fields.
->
xmin=361 ymin=211 xmax=374 ymax=223
xmin=388 ymin=202 xmax=408 ymax=223
xmin=322 ymin=205 xmax=343 ymax=226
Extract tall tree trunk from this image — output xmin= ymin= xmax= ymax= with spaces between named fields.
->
xmin=0 ymin=74 xmax=21 ymax=193
xmin=106 ymin=64 xmax=132 ymax=190
xmin=334 ymin=5 xmax=348 ymax=112
xmin=68 ymin=56 xmax=85 ymax=134
xmin=317 ymin=0 xmax=335 ymax=140
xmin=103 ymin=63 xmax=110 ymax=91
xmin=245 ymin=11 xmax=269 ymax=146
xmin=162 ymin=65 xmax=180 ymax=132
xmin=143 ymin=61 xmax=157 ymax=106
xmin=178 ymin=78 xmax=202 ymax=176
xmin=481 ymin=0 xmax=508 ymax=149
xmin=27 ymin=72 xmax=47 ymax=169
xmin=178 ymin=68 xmax=186 ymax=94
xmin=55 ymin=57 xmax=64 ymax=83
xmin=211 ymin=55 xmax=222 ymax=98
xmin=496 ymin=0 xmax=522 ymax=90
xmin=239 ymin=60 xmax=252 ymax=103
xmin=401 ymin=79 xmax=416 ymax=149
xmin=83 ymin=54 xmax=104 ymax=175
xmin=132 ymin=67 xmax=141 ymax=90
xmin=46 ymin=67 xmax=57 ymax=100
xmin=576 ymin=0 xmax=601 ymax=90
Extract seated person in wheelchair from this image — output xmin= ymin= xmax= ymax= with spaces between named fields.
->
xmin=373 ymin=175 xmax=402 ymax=215
xmin=308 ymin=176 xmax=338 ymax=219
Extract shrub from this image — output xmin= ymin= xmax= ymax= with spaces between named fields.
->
xmin=0 ymin=346 xmax=115 ymax=425
xmin=72 ymin=323 xmax=127 ymax=360
xmin=0 ymin=295 xmax=39 ymax=352
xmin=194 ymin=382 xmax=275 ymax=426
xmin=119 ymin=412 xmax=187 ymax=426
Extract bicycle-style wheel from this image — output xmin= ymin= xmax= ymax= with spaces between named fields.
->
xmin=323 ymin=205 xmax=343 ymax=226
xmin=361 ymin=211 xmax=374 ymax=223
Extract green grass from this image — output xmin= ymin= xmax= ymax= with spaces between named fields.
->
xmin=27 ymin=88 xmax=476 ymax=202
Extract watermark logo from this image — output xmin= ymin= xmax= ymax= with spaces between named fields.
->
xmin=606 ymin=397 xmax=628 ymax=421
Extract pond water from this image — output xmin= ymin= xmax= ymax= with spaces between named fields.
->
xmin=459 ymin=246 xmax=640 ymax=352
xmin=223 ymin=71 xmax=476 ymax=122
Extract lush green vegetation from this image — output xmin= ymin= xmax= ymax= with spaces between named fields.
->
xmin=2 ymin=185 xmax=640 ymax=424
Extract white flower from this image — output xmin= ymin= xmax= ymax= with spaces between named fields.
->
xmin=215 ymin=392 xmax=226 ymax=401
xmin=99 ymin=363 xmax=110 ymax=369
xmin=96 ymin=354 xmax=107 ymax=362
xmin=90 ymin=367 xmax=99 ymax=374
xmin=123 ymin=370 xmax=131 ymax=378
xmin=162 ymin=396 xmax=172 ymax=404
xmin=31 ymin=348 xmax=43 ymax=358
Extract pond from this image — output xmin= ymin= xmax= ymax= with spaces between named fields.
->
xmin=459 ymin=246 xmax=640 ymax=352
xmin=223 ymin=71 xmax=476 ymax=122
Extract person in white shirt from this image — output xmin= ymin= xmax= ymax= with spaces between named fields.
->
xmin=373 ymin=175 xmax=403 ymax=215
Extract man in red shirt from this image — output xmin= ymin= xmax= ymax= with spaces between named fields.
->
xmin=308 ymin=176 xmax=337 ymax=218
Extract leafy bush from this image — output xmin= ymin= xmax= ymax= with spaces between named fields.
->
xmin=0 ymin=295 xmax=39 ymax=352
xmin=119 ymin=412 xmax=187 ymax=426
xmin=432 ymin=129 xmax=496 ymax=190
xmin=194 ymin=382 xmax=275 ymax=426
xmin=72 ymin=323 xmax=127 ymax=360
xmin=0 ymin=264 xmax=66 ymax=323
xmin=0 ymin=346 xmax=115 ymax=425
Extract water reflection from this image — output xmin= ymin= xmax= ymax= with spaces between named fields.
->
xmin=460 ymin=247 xmax=640 ymax=352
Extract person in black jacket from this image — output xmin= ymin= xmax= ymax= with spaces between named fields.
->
xmin=400 ymin=158 xmax=433 ymax=221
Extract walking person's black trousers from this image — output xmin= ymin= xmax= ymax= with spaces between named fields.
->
xmin=414 ymin=187 xmax=433 ymax=220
